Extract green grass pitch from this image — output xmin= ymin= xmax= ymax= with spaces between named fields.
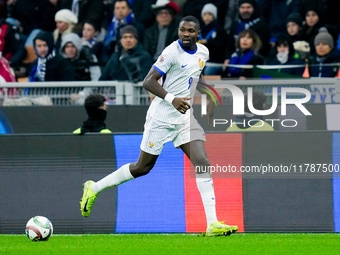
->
xmin=1 ymin=233 xmax=340 ymax=255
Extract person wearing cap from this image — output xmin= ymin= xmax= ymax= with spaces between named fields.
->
xmin=28 ymin=31 xmax=75 ymax=82
xmin=309 ymin=27 xmax=340 ymax=77
xmin=53 ymin=9 xmax=78 ymax=51
xmin=285 ymin=12 xmax=304 ymax=44
xmin=199 ymin=3 xmax=228 ymax=75
xmin=300 ymin=7 xmax=322 ymax=55
xmin=226 ymin=0 xmax=270 ymax=64
xmin=99 ymin=25 xmax=152 ymax=83
xmin=73 ymin=94 xmax=112 ymax=135
xmin=60 ymin=33 xmax=101 ymax=81
xmin=143 ymin=0 xmax=179 ymax=61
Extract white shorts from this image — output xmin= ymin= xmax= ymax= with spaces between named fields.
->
xmin=140 ymin=114 xmax=206 ymax=155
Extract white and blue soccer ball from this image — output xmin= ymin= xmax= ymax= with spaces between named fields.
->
xmin=25 ymin=216 xmax=53 ymax=241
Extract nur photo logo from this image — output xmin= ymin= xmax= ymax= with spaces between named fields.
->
xmin=199 ymin=83 xmax=312 ymax=128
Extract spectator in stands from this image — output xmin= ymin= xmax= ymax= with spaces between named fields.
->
xmin=224 ymin=0 xmax=239 ymax=34
xmin=53 ymin=9 xmax=78 ymax=51
xmin=143 ymin=0 xmax=179 ymax=62
xmin=309 ymin=27 xmax=340 ymax=77
xmin=258 ymin=0 xmax=302 ymax=45
xmin=9 ymin=0 xmax=57 ymax=36
xmin=300 ymin=7 xmax=323 ymax=55
xmin=60 ymin=33 xmax=101 ymax=81
xmin=227 ymin=0 xmax=271 ymax=58
xmin=73 ymin=94 xmax=112 ymax=135
xmin=81 ymin=20 xmax=104 ymax=64
xmin=226 ymin=90 xmax=274 ymax=132
xmin=56 ymin=0 xmax=104 ymax=35
xmin=28 ymin=31 xmax=74 ymax=81
xmin=222 ymin=29 xmax=264 ymax=79
xmin=99 ymin=25 xmax=152 ymax=83
xmin=0 ymin=55 xmax=18 ymax=100
xmin=101 ymin=0 xmax=143 ymax=63
xmin=132 ymin=0 xmax=157 ymax=30
xmin=0 ymin=18 xmax=26 ymax=67
xmin=266 ymin=34 xmax=304 ymax=76
xmin=199 ymin=3 xmax=228 ymax=75
xmin=285 ymin=12 xmax=304 ymax=44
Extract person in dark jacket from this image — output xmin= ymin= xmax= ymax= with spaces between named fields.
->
xmin=100 ymin=25 xmax=152 ymax=83
xmin=258 ymin=0 xmax=302 ymax=44
xmin=28 ymin=31 xmax=74 ymax=81
xmin=222 ymin=29 xmax=264 ymax=79
xmin=285 ymin=12 xmax=304 ymax=44
xmin=227 ymin=0 xmax=271 ymax=58
xmin=81 ymin=20 xmax=103 ymax=60
xmin=300 ymin=7 xmax=323 ymax=56
xmin=10 ymin=0 xmax=57 ymax=36
xmin=309 ymin=27 xmax=340 ymax=77
xmin=60 ymin=33 xmax=101 ymax=81
xmin=0 ymin=19 xmax=26 ymax=67
xmin=199 ymin=3 xmax=228 ymax=75
xmin=143 ymin=0 xmax=179 ymax=61
xmin=266 ymin=34 xmax=304 ymax=76
xmin=73 ymin=94 xmax=111 ymax=135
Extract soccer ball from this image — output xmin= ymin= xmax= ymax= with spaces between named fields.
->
xmin=25 ymin=216 xmax=53 ymax=241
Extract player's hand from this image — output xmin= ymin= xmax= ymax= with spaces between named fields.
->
xmin=172 ymin=97 xmax=191 ymax=114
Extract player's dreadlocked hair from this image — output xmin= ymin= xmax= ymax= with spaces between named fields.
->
xmin=180 ymin=15 xmax=200 ymax=30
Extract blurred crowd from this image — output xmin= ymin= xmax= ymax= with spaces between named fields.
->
xmin=1 ymin=0 xmax=340 ymax=85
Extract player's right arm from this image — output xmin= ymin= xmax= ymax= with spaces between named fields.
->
xmin=143 ymin=68 xmax=191 ymax=114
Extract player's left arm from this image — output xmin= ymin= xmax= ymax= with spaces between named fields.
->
xmin=143 ymin=68 xmax=191 ymax=114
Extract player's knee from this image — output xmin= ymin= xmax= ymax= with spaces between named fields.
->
xmin=194 ymin=157 xmax=210 ymax=168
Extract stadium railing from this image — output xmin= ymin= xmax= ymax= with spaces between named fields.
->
xmin=1 ymin=78 xmax=340 ymax=106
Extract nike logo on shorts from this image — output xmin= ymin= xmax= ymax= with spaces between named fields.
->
xmin=181 ymin=64 xmax=188 ymax=68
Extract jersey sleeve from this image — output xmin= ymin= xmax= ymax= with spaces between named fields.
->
xmin=152 ymin=43 xmax=177 ymax=76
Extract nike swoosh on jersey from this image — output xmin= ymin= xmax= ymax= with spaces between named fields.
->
xmin=181 ymin=64 xmax=188 ymax=68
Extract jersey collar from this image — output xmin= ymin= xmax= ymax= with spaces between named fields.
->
xmin=177 ymin=39 xmax=197 ymax=54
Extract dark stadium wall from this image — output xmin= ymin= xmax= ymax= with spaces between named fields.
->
xmin=0 ymin=134 xmax=118 ymax=234
xmin=0 ymin=132 xmax=338 ymax=234
xmin=243 ymin=132 xmax=334 ymax=232
xmin=0 ymin=106 xmax=149 ymax=133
